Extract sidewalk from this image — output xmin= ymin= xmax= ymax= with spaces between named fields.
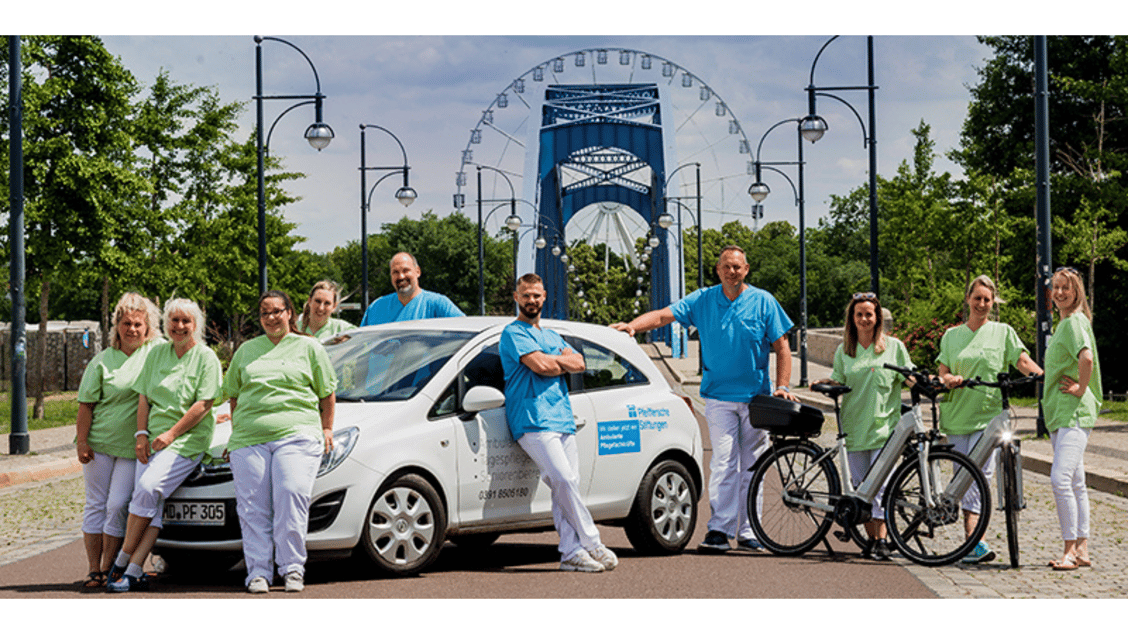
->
xmin=648 ymin=339 xmax=1128 ymax=498
xmin=0 ymin=425 xmax=82 ymax=489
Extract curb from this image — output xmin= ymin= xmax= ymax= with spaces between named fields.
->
xmin=0 ymin=455 xmax=82 ymax=489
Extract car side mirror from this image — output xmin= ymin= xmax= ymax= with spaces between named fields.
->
xmin=462 ymin=385 xmax=505 ymax=414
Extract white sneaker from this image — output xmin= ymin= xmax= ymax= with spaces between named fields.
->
xmin=560 ymin=550 xmax=605 ymax=573
xmin=284 ymin=571 xmax=304 ymax=592
xmin=589 ymin=546 xmax=618 ymax=571
xmin=247 ymin=576 xmax=270 ymax=594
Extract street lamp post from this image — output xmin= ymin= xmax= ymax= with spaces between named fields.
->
xmin=660 ymin=162 xmax=702 ymax=359
xmin=254 ymin=35 xmax=334 ymax=295
xmin=749 ymin=118 xmax=810 ymax=386
xmin=801 ymin=35 xmax=879 ymax=296
xmin=360 ymin=124 xmax=416 ymax=312
xmin=475 ymin=165 xmax=519 ymax=315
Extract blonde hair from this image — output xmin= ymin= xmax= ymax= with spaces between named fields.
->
xmin=1052 ymin=268 xmax=1092 ymax=321
xmin=110 ymin=293 xmax=161 ymax=351
xmin=964 ymin=274 xmax=998 ymax=322
xmin=842 ymin=294 xmax=886 ymax=358
xmin=162 ymin=297 xmax=206 ymax=346
xmin=300 ymin=280 xmax=341 ymax=329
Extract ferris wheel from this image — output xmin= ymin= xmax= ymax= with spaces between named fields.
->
xmin=454 ymin=47 xmax=757 ymax=268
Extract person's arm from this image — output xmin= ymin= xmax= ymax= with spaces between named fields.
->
xmin=610 ymin=307 xmax=676 ymax=336
xmin=771 ymin=334 xmax=798 ymax=402
xmin=1059 ymin=348 xmax=1094 ymax=398
xmin=1015 ymin=351 xmax=1043 ymax=377
xmin=320 ymin=393 xmax=336 ymax=453
xmin=937 ymin=362 xmax=963 ymax=389
xmin=136 ymin=394 xmax=152 ymax=464
xmin=75 ymin=402 xmax=96 ymax=464
xmin=520 ymin=348 xmax=585 ymax=377
xmin=151 ymin=399 xmax=214 ymax=452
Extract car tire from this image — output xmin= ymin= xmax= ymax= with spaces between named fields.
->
xmin=624 ymin=459 xmax=698 ymax=555
xmin=358 ymin=473 xmax=447 ymax=576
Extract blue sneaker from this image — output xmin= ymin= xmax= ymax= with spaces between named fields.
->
xmin=736 ymin=538 xmax=764 ymax=552
xmin=961 ymin=540 xmax=996 ymax=564
xmin=106 ymin=562 xmax=126 ymax=583
xmin=106 ymin=573 xmax=151 ymax=593
xmin=697 ymin=530 xmax=731 ymax=553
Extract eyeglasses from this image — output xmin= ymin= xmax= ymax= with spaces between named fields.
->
xmin=852 ymin=292 xmax=877 ymax=301
xmin=259 ymin=309 xmax=287 ymax=319
xmin=1055 ymin=266 xmax=1080 ymax=276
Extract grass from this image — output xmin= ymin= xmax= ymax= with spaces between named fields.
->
xmin=1011 ymin=395 xmax=1128 ymax=423
xmin=0 ymin=392 xmax=80 ymax=434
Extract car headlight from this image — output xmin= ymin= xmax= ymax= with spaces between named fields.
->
xmin=318 ymin=427 xmax=360 ymax=477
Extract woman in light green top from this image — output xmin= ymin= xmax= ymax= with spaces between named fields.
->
xmin=225 ymin=290 xmax=337 ymax=593
xmin=814 ymin=292 xmax=912 ymax=561
xmin=1043 ymin=267 xmax=1101 ymax=571
xmin=935 ymin=275 xmax=1042 ymax=564
xmin=106 ymin=298 xmax=223 ymax=592
xmin=75 ymin=292 xmax=161 ymax=590
xmin=298 ymin=280 xmax=353 ymax=340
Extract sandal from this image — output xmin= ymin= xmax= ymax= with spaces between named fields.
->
xmin=81 ymin=571 xmax=107 ymax=591
xmin=1075 ymin=555 xmax=1092 ymax=567
xmin=1051 ymin=554 xmax=1079 ymax=571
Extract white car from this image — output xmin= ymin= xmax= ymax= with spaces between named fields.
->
xmin=156 ymin=317 xmax=703 ymax=577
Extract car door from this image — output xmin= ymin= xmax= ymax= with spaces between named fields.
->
xmin=436 ymin=340 xmax=554 ymax=527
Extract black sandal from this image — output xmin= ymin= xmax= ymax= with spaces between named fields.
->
xmin=81 ymin=570 xmax=107 ymax=591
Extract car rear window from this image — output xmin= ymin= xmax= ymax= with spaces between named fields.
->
xmin=325 ymin=330 xmax=475 ymax=402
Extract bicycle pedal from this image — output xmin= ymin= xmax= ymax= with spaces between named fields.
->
xmin=833 ymin=530 xmax=851 ymax=543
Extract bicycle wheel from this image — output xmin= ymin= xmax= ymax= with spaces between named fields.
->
xmin=884 ymin=449 xmax=990 ymax=567
xmin=748 ymin=442 xmax=841 ymax=556
xmin=1000 ymin=442 xmax=1021 ymax=568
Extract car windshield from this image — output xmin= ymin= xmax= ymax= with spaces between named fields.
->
xmin=324 ymin=329 xmax=475 ymax=402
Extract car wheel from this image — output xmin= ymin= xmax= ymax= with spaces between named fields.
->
xmin=358 ymin=473 xmax=447 ymax=576
xmin=624 ymin=459 xmax=698 ymax=555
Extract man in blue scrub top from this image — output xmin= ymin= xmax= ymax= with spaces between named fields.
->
xmin=611 ymin=245 xmax=797 ymax=553
xmin=501 ymin=273 xmax=619 ymax=573
xmin=359 ymin=252 xmax=465 ymax=326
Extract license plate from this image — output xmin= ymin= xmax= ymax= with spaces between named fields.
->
xmin=163 ymin=501 xmax=226 ymax=526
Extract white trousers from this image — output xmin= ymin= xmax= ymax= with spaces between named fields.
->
xmin=846 ymin=449 xmax=887 ymax=521
xmin=705 ymin=399 xmax=769 ymax=540
xmin=231 ymin=435 xmax=322 ymax=584
xmin=517 ymin=431 xmax=603 ymax=560
xmin=1050 ymin=426 xmax=1091 ymax=541
xmin=129 ymin=449 xmax=201 ymax=530
xmin=947 ymin=432 xmax=996 ymax=515
xmin=82 ymin=451 xmax=136 ymax=538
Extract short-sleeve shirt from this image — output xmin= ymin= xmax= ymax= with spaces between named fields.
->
xmin=359 ymin=290 xmax=464 ymax=326
xmin=935 ymin=321 xmax=1027 ymax=435
xmin=671 ymin=285 xmax=794 ymax=402
xmin=77 ymin=340 xmax=158 ymax=459
xmin=298 ymin=316 xmax=353 ymax=340
xmin=133 ymin=342 xmax=223 ymax=460
xmin=500 ymin=320 xmax=575 ymax=440
xmin=223 ymin=333 xmax=338 ymax=452
xmin=1042 ymin=313 xmax=1102 ymax=432
xmin=830 ymin=337 xmax=913 ymax=451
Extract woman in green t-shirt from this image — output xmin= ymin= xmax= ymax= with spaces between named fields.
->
xmin=935 ymin=275 xmax=1042 ymax=564
xmin=225 ymin=291 xmax=337 ymax=594
xmin=1043 ymin=267 xmax=1101 ymax=571
xmin=106 ymin=298 xmax=222 ymax=592
xmin=75 ymin=292 xmax=161 ymax=590
xmin=814 ymin=292 xmax=912 ymax=561
xmin=297 ymin=280 xmax=353 ymax=341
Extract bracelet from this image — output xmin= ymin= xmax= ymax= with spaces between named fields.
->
xmin=134 ymin=430 xmax=150 ymax=438
xmin=777 ymin=386 xmax=790 ymax=393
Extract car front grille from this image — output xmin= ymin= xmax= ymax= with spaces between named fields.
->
xmin=181 ymin=461 xmax=234 ymax=487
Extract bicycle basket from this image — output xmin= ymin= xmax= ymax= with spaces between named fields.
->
xmin=748 ymin=395 xmax=824 ymax=437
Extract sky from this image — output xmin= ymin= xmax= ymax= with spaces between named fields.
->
xmin=13 ymin=5 xmax=1097 ymax=259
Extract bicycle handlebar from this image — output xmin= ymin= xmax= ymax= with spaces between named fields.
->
xmin=961 ymin=373 xmax=1043 ymax=390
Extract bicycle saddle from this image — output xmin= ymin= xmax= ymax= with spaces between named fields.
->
xmin=811 ymin=383 xmax=852 ymax=397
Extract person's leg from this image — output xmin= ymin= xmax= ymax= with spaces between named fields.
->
xmin=735 ymin=402 xmax=768 ymax=542
xmin=101 ymin=456 xmax=135 ymax=573
xmin=702 ymin=399 xmax=742 ymax=539
xmin=1050 ymin=426 xmax=1090 ymax=567
xmin=518 ymin=432 xmax=602 ymax=560
xmin=81 ymin=452 xmax=113 ymax=577
xmin=119 ymin=451 xmax=200 ymax=573
xmin=232 ymin=443 xmax=276 ymax=587
xmin=269 ymin=435 xmax=322 ymax=584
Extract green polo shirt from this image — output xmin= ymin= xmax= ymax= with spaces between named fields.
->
xmin=133 ymin=342 xmax=222 ymax=460
xmin=299 ymin=316 xmax=353 ymax=340
xmin=77 ymin=340 xmax=158 ymax=459
xmin=1042 ymin=313 xmax=1102 ymax=432
xmin=830 ymin=337 xmax=913 ymax=451
xmin=936 ymin=321 xmax=1027 ymax=435
xmin=223 ymin=333 xmax=337 ymax=452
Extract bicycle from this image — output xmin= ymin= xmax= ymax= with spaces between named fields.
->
xmin=746 ymin=363 xmax=991 ymax=567
xmin=951 ymin=372 xmax=1041 ymax=568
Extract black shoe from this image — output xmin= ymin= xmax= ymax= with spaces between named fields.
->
xmin=860 ymin=538 xmax=875 ymax=558
xmin=870 ymin=539 xmax=892 ymax=561
xmin=697 ymin=530 xmax=731 ymax=553
xmin=107 ymin=562 xmax=126 ymax=583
